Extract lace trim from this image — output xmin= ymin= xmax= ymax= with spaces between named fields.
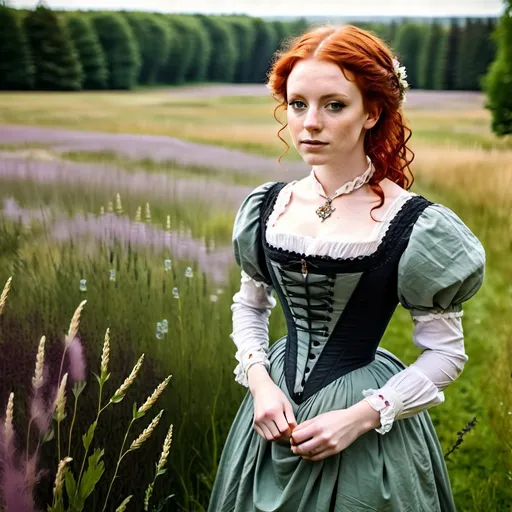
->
xmin=311 ymin=155 xmax=374 ymax=198
xmin=362 ymin=388 xmax=402 ymax=435
xmin=266 ymin=181 xmax=296 ymax=229
xmin=234 ymin=348 xmax=269 ymax=387
xmin=266 ymin=193 xmax=414 ymax=260
xmin=413 ymin=311 xmax=464 ymax=323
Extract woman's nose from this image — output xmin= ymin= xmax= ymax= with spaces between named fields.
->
xmin=303 ymin=107 xmax=322 ymax=132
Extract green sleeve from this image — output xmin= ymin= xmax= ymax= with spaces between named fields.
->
xmin=398 ymin=203 xmax=485 ymax=318
xmin=232 ymin=182 xmax=277 ymax=285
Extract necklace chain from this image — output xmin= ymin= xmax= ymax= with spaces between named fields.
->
xmin=314 ymin=160 xmax=375 ymax=222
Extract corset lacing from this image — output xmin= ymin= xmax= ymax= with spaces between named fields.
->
xmin=276 ymin=264 xmax=335 ymax=338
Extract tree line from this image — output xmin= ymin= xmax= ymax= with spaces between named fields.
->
xmin=0 ymin=4 xmax=309 ymax=90
xmin=0 ymin=4 xmax=500 ymax=93
xmin=0 ymin=3 xmax=510 ymax=134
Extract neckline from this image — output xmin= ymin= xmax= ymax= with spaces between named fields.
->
xmin=267 ymin=181 xmax=414 ymax=246
xmin=261 ymin=185 xmax=432 ymax=270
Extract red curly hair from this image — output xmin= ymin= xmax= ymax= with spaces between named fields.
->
xmin=266 ymin=24 xmax=414 ymax=211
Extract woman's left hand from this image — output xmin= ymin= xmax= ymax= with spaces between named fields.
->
xmin=290 ymin=400 xmax=381 ymax=461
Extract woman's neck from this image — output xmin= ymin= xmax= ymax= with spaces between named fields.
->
xmin=312 ymin=154 xmax=371 ymax=198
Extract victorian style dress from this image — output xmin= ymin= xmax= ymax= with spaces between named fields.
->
xmin=208 ymin=179 xmax=485 ymax=512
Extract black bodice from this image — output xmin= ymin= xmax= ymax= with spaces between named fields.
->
xmin=258 ymin=183 xmax=432 ymax=405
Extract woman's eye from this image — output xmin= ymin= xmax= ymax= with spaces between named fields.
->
xmin=328 ymin=102 xmax=345 ymax=111
xmin=289 ymin=100 xmax=306 ymax=109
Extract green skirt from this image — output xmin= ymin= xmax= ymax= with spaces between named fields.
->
xmin=209 ymin=337 xmax=456 ymax=512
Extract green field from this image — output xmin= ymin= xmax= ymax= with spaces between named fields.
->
xmin=0 ymin=88 xmax=511 ymax=511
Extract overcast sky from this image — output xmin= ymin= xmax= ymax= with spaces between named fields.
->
xmin=9 ymin=0 xmax=505 ymax=16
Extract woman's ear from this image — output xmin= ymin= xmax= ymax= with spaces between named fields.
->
xmin=363 ymin=106 xmax=381 ymax=130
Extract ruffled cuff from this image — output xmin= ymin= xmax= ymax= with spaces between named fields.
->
xmin=362 ymin=387 xmax=404 ymax=434
xmin=412 ymin=310 xmax=463 ymax=323
xmin=233 ymin=347 xmax=270 ymax=387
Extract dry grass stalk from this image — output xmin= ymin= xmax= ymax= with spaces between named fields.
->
xmin=54 ymin=374 xmax=68 ymax=422
xmin=112 ymin=354 xmax=145 ymax=400
xmin=101 ymin=328 xmax=110 ymax=375
xmin=156 ymin=424 xmax=173 ymax=472
xmin=53 ymin=457 xmax=72 ymax=502
xmin=138 ymin=375 xmax=172 ymax=415
xmin=130 ymin=410 xmax=163 ymax=450
xmin=4 ymin=392 xmax=14 ymax=448
xmin=65 ymin=300 xmax=87 ymax=347
xmin=32 ymin=335 xmax=46 ymax=389
xmin=0 ymin=276 xmax=12 ymax=315
xmin=135 ymin=206 xmax=142 ymax=222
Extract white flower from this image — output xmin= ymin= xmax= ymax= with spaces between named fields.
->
xmin=392 ymin=57 xmax=409 ymax=103
xmin=210 ymin=295 xmax=218 ymax=303
xmin=185 ymin=267 xmax=193 ymax=278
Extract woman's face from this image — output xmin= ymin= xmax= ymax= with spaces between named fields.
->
xmin=286 ymin=58 xmax=378 ymax=166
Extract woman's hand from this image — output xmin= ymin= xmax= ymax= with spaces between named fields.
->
xmin=290 ymin=400 xmax=381 ymax=461
xmin=248 ymin=364 xmax=297 ymax=444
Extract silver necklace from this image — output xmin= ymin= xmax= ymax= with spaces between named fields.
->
xmin=314 ymin=159 xmax=375 ymax=222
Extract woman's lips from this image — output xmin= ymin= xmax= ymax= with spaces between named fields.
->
xmin=301 ymin=141 xmax=328 ymax=150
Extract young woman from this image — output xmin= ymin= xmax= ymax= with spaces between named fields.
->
xmin=208 ymin=24 xmax=485 ymax=511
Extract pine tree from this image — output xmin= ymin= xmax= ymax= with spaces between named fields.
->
xmin=158 ymin=15 xmax=197 ymax=85
xmin=436 ymin=18 xmax=461 ymax=90
xmin=91 ymin=12 xmax=140 ymax=90
xmin=197 ymin=15 xmax=237 ymax=83
xmin=0 ymin=4 xmax=34 ymax=89
xmin=24 ymin=3 xmax=83 ymax=90
xmin=183 ymin=15 xmax=211 ymax=82
xmin=393 ymin=23 xmax=426 ymax=88
xmin=227 ymin=16 xmax=256 ymax=83
xmin=123 ymin=13 xmax=170 ymax=85
xmin=249 ymin=18 xmax=277 ymax=83
xmin=484 ymin=1 xmax=512 ymax=135
xmin=66 ymin=14 xmax=107 ymax=89
xmin=419 ymin=20 xmax=444 ymax=89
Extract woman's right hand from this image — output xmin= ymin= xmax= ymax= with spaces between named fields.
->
xmin=247 ymin=364 xmax=297 ymax=444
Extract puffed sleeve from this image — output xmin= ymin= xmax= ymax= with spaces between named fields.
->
xmin=397 ymin=204 xmax=485 ymax=320
xmin=363 ymin=204 xmax=485 ymax=433
xmin=231 ymin=182 xmax=278 ymax=387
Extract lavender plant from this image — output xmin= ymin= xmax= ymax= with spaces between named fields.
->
xmin=0 ymin=277 xmax=174 ymax=511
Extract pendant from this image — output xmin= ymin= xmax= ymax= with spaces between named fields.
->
xmin=316 ymin=198 xmax=335 ymax=222
xmin=300 ymin=258 xmax=308 ymax=279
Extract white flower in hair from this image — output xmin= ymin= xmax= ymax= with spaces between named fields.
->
xmin=392 ymin=57 xmax=409 ymax=103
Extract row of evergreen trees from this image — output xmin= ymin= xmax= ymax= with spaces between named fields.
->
xmin=0 ymin=4 xmax=500 ymax=94
xmin=0 ymin=4 xmax=309 ymax=91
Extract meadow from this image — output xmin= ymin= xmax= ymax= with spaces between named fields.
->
xmin=0 ymin=87 xmax=511 ymax=511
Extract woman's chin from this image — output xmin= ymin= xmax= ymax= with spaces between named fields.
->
xmin=301 ymin=153 xmax=331 ymax=166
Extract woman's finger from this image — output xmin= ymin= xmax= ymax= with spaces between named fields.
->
xmin=253 ymin=423 xmax=266 ymax=440
xmin=283 ymin=400 xmax=297 ymax=429
xmin=254 ymin=422 xmax=273 ymax=441
xmin=303 ymin=447 xmax=331 ymax=462
xmin=264 ymin=420 xmax=282 ymax=440
xmin=274 ymin=415 xmax=291 ymax=436
xmin=291 ymin=438 xmax=321 ymax=457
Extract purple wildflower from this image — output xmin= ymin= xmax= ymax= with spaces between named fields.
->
xmin=67 ymin=337 xmax=86 ymax=384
